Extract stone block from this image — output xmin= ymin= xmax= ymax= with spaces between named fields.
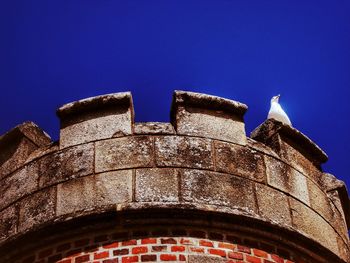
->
xmin=0 ymin=122 xmax=51 ymax=179
xmin=0 ymin=206 xmax=17 ymax=243
xmin=57 ymin=92 xmax=133 ymax=149
xmin=95 ymin=170 xmax=133 ymax=205
xmin=18 ymin=187 xmax=56 ymax=232
xmin=135 ymin=168 xmax=179 ymax=202
xmin=57 ymin=170 xmax=132 ymax=216
xmin=39 ymin=143 xmax=94 ymax=188
xmin=0 ymin=138 xmax=37 ymax=180
xmin=329 ymin=199 xmax=349 ymax=244
xmin=181 ymin=169 xmax=257 ymax=214
xmin=0 ymin=162 xmax=39 ymax=211
xmin=95 ymin=136 xmax=154 ymax=173
xmin=279 ymin=138 xmax=322 ymax=180
xmin=155 ymin=136 xmax=213 ymax=170
xmin=134 ymin=122 xmax=175 ymax=135
xmin=215 ymin=141 xmax=265 ymax=182
xmin=265 ymin=156 xmax=310 ymax=205
xmin=171 ymin=91 xmax=247 ymax=145
xmin=255 ymin=183 xmax=292 ymax=226
xmin=307 ymin=180 xmax=333 ymax=223
xmin=289 ymin=197 xmax=339 ymax=255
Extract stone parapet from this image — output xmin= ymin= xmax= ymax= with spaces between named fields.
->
xmin=0 ymin=91 xmax=349 ymax=263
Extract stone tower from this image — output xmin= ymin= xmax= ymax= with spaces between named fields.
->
xmin=0 ymin=91 xmax=349 ymax=263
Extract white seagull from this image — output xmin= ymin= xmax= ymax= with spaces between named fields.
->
xmin=268 ymin=94 xmax=292 ymax=126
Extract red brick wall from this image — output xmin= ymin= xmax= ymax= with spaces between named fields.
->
xmin=19 ymin=229 xmax=299 ymax=263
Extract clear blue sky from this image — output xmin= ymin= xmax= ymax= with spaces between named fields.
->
xmin=1 ymin=1 xmax=350 ymax=187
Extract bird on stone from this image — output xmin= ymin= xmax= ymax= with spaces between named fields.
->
xmin=267 ymin=94 xmax=292 ymax=126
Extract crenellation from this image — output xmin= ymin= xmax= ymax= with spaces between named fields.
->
xmin=57 ymin=92 xmax=134 ymax=149
xmin=0 ymin=121 xmax=51 ymax=180
xmin=0 ymin=91 xmax=349 ymax=263
xmin=171 ymin=90 xmax=248 ymax=145
xmin=251 ymin=119 xmax=328 ymax=168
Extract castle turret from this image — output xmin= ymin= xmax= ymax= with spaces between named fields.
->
xmin=0 ymin=91 xmax=348 ymax=263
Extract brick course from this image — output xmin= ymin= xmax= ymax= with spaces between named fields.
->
xmin=17 ymin=229 xmax=297 ymax=263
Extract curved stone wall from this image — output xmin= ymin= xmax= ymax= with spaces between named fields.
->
xmin=0 ymin=91 xmax=349 ymax=262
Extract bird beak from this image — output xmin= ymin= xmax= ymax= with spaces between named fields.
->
xmin=277 ymin=94 xmax=280 ymax=98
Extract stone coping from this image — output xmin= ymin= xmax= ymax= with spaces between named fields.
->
xmin=56 ymin=92 xmax=133 ymax=120
xmin=170 ymin=90 xmax=248 ymax=121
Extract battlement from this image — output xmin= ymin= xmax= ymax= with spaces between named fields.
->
xmin=0 ymin=91 xmax=349 ymax=263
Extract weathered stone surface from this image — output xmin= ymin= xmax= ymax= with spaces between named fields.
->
xmin=255 ymin=183 xmax=292 ymax=226
xmin=322 ymin=173 xmax=350 ymax=230
xmin=175 ymin=107 xmax=246 ymax=145
xmin=181 ymin=169 xmax=257 ymax=214
xmin=18 ymin=187 xmax=56 ymax=232
xmin=39 ymin=143 xmax=94 ymax=188
xmin=329 ymin=199 xmax=349 ymax=244
xmin=134 ymin=122 xmax=175 ymax=135
xmin=25 ymin=143 xmax=59 ymax=165
xmin=0 ymin=122 xmax=51 ymax=179
xmin=251 ymin=119 xmax=330 ymax=191
xmin=279 ymin=138 xmax=322 ymax=179
xmin=0 ymin=206 xmax=17 ymax=243
xmin=16 ymin=122 xmax=52 ymax=147
xmin=95 ymin=136 xmax=154 ymax=173
xmin=265 ymin=156 xmax=310 ymax=205
xmin=171 ymin=91 xmax=247 ymax=145
xmin=135 ymin=168 xmax=178 ymax=202
xmin=247 ymin=137 xmax=280 ymax=158
xmin=0 ymin=138 xmax=37 ymax=180
xmin=188 ymin=255 xmax=227 ymax=263
xmin=0 ymin=162 xmax=38 ymax=211
xmin=155 ymin=136 xmax=213 ymax=170
xmin=57 ymin=92 xmax=133 ymax=149
xmin=307 ymin=180 xmax=332 ymax=223
xmin=215 ymin=141 xmax=265 ymax=182
xmin=59 ymin=114 xmax=132 ymax=149
xmin=95 ymin=170 xmax=133 ymax=205
xmin=336 ymin=234 xmax=350 ymax=263
xmin=289 ymin=197 xmax=339 ymax=255
xmin=57 ymin=170 xmax=132 ymax=216
xmin=251 ymin=119 xmax=328 ymax=164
